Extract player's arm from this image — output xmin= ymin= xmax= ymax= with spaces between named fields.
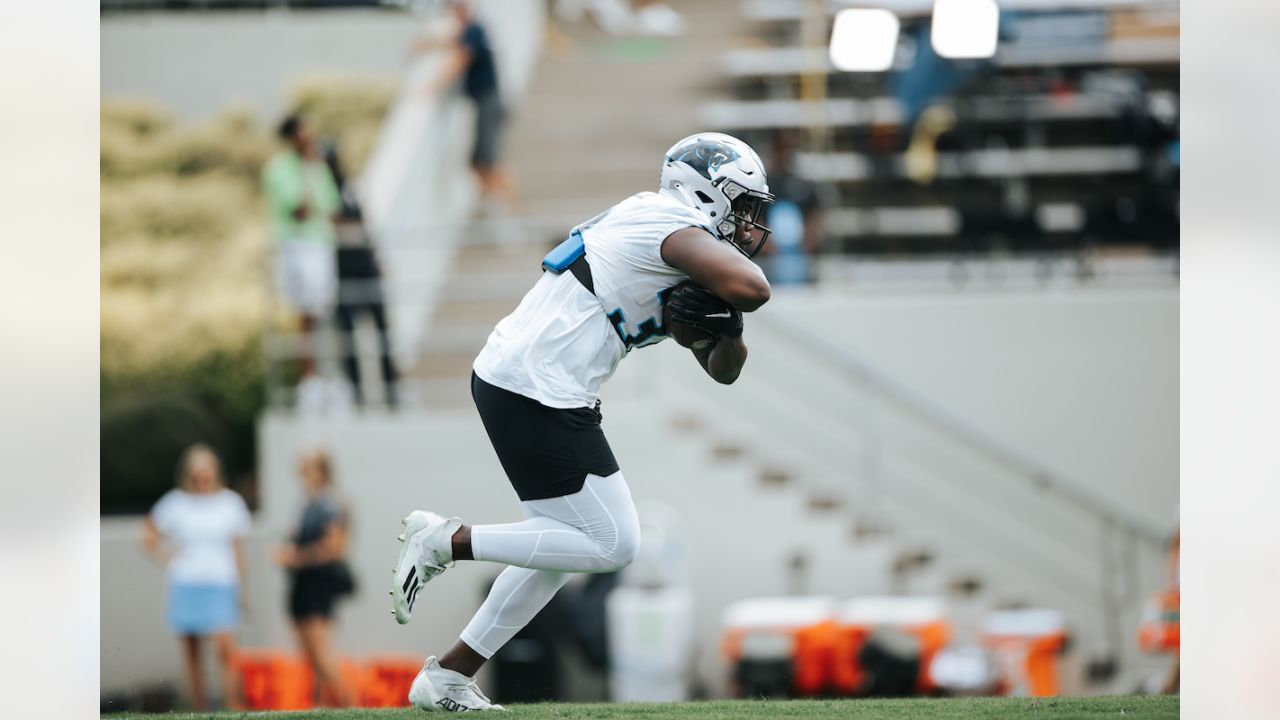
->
xmin=692 ymin=336 xmax=748 ymax=385
xmin=660 ymin=227 xmax=771 ymax=312
xmin=666 ymin=283 xmax=751 ymax=384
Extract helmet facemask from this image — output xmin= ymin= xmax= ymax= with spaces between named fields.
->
xmin=659 ymin=132 xmax=775 ymax=259
xmin=715 ymin=178 xmax=775 ymax=259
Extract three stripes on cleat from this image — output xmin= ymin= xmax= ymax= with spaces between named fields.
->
xmin=397 ymin=518 xmax=422 ymax=614
xmin=403 ymin=565 xmax=422 ymax=612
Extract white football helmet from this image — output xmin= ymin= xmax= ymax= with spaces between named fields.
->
xmin=659 ymin=132 xmax=775 ymax=258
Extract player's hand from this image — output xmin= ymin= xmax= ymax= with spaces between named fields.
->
xmin=666 ymin=282 xmax=743 ymax=339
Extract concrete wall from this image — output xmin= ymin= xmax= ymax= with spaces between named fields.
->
xmin=103 ymin=10 xmax=430 ymax=122
xmin=761 ymin=287 xmax=1179 ymax=532
xmin=101 ymin=3 xmax=539 ymax=122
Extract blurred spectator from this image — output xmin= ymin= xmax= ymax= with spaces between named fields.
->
xmin=761 ymin=130 xmax=824 ymax=285
xmin=273 ymin=449 xmax=356 ymax=707
xmin=263 ymin=113 xmax=342 ymax=410
xmin=141 ymin=444 xmax=251 ymax=711
xmin=413 ymin=0 xmax=516 ymax=209
xmin=323 ymin=143 xmax=400 ymax=409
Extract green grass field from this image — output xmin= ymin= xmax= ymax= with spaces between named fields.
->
xmin=114 ymin=695 xmax=1177 ymax=720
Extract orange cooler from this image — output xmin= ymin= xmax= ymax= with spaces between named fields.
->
xmin=360 ymin=654 xmax=423 ymax=707
xmin=981 ymin=609 xmax=1069 ymax=697
xmin=833 ymin=596 xmax=951 ymax=695
xmin=1138 ymin=589 xmax=1180 ymax=653
xmin=721 ymin=596 xmax=839 ymax=696
xmin=236 ymin=650 xmax=314 ymax=710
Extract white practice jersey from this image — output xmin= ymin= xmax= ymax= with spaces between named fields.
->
xmin=473 ymin=191 xmax=712 ymax=408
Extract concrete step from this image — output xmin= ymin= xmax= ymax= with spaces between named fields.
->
xmin=413 ymin=377 xmax=475 ymax=408
xmin=417 ymin=324 xmax=494 ymax=354
xmin=430 ymin=299 xmax=518 ymax=327
xmin=454 ymin=243 xmax=548 ymax=273
xmin=441 ymin=269 xmax=542 ymax=302
xmin=502 ymin=0 xmax=753 ymax=221
xmin=408 ymin=348 xmax=480 ymax=380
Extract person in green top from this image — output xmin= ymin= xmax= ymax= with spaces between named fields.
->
xmin=263 ymin=113 xmax=342 ymax=389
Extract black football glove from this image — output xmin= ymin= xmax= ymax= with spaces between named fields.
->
xmin=665 ymin=282 xmax=743 ymax=339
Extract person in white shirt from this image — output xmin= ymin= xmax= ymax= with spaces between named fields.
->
xmin=389 ymin=133 xmax=775 ymax=711
xmin=141 ymin=444 xmax=251 ymax=711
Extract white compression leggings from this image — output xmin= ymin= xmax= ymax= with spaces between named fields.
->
xmin=459 ymin=471 xmax=640 ymax=659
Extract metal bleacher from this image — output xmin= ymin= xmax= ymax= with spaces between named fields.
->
xmin=710 ymin=0 xmax=1179 ymax=256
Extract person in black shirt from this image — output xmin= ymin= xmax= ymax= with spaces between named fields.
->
xmin=323 ymin=143 xmax=399 ymax=409
xmin=274 ymin=450 xmax=357 ymax=706
xmin=414 ymin=0 xmax=515 ymax=207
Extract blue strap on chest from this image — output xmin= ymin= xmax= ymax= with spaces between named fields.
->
xmin=542 ymin=230 xmax=586 ymax=272
xmin=542 ymin=229 xmax=596 ymax=294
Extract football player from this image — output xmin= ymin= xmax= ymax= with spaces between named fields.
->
xmin=392 ymin=132 xmax=774 ymax=711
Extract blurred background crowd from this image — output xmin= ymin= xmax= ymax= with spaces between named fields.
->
xmin=100 ymin=0 xmax=1178 ymax=712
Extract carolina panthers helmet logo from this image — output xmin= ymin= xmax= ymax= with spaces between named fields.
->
xmin=666 ymin=139 xmax=741 ymax=180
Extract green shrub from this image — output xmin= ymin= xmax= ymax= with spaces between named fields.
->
xmin=101 ymin=345 xmax=265 ymax=515
xmin=101 ymin=107 xmax=273 ymax=181
xmin=101 ymin=100 xmax=175 ymax=139
xmin=101 ymin=174 xmax=254 ymax=247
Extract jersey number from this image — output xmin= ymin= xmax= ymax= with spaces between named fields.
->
xmin=607 ymin=285 xmax=679 ymax=352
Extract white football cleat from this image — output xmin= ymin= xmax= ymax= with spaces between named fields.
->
xmin=391 ymin=510 xmax=461 ymax=625
xmin=409 ymin=656 xmax=505 ymax=712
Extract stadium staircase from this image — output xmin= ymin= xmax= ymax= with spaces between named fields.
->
xmin=620 ymin=306 xmax=1169 ymax=692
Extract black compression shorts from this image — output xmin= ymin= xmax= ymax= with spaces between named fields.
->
xmin=471 ymin=372 xmax=620 ymax=501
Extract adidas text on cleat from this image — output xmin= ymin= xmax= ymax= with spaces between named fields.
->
xmin=391 ymin=510 xmax=462 ymax=625
xmin=409 ymin=656 xmax=504 ymax=712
